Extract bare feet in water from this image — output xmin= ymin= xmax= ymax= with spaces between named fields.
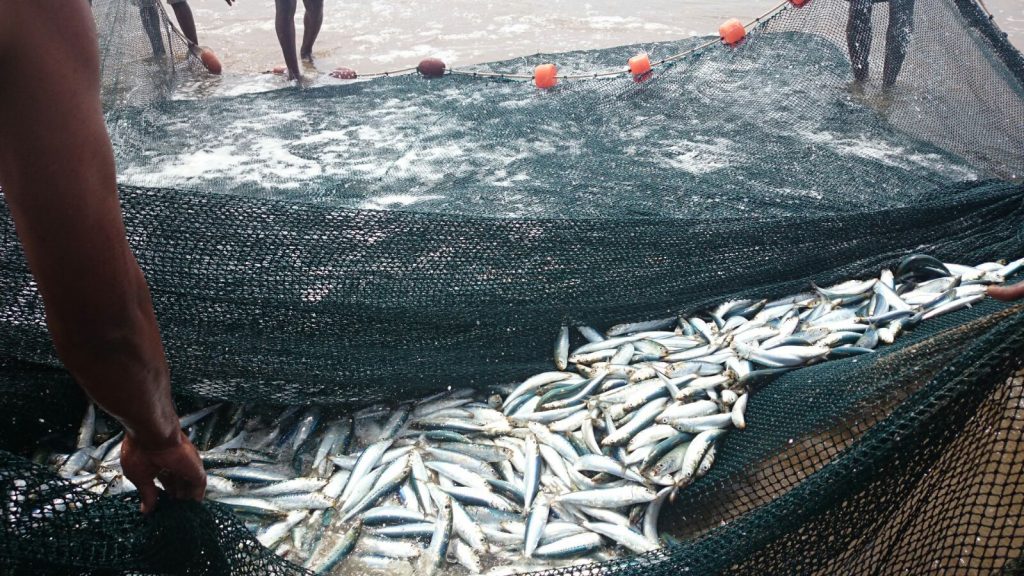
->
xmin=848 ymin=80 xmax=895 ymax=113
xmin=266 ymin=65 xmax=311 ymax=85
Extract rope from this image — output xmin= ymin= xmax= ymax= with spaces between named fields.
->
xmin=172 ymin=0 xmax=791 ymax=82
xmin=357 ymin=66 xmax=419 ymax=79
xmin=447 ymin=0 xmax=789 ymax=82
xmin=166 ymin=0 xmax=1011 ymax=84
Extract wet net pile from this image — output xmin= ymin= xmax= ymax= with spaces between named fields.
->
xmin=1 ymin=0 xmax=1023 ymax=573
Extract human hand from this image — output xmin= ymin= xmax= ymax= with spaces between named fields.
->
xmin=989 ymin=281 xmax=1024 ymax=301
xmin=121 ymin=430 xmax=206 ymax=514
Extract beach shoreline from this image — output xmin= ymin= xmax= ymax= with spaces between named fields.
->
xmin=184 ymin=0 xmax=1023 ymax=77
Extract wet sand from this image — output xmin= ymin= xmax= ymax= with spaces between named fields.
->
xmin=184 ymin=0 xmax=1023 ymax=76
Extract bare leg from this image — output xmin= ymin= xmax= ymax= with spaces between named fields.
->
xmin=846 ymin=0 xmax=873 ymax=84
xmin=300 ymin=0 xmax=324 ymax=62
xmin=882 ymin=0 xmax=915 ymax=89
xmin=275 ymin=0 xmax=301 ymax=80
xmin=170 ymin=2 xmax=199 ymax=46
xmin=139 ymin=5 xmax=166 ymax=57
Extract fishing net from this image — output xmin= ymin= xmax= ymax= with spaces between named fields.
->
xmin=1 ymin=0 xmax=1023 ymax=572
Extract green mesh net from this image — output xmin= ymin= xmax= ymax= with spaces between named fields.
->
xmin=1 ymin=0 xmax=1023 ymax=573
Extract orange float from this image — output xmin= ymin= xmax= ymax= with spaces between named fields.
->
xmin=790 ymin=0 xmax=810 ymax=6
xmin=199 ymin=47 xmax=222 ymax=75
xmin=535 ymin=64 xmax=558 ymax=89
xmin=329 ymin=67 xmax=358 ymax=79
xmin=417 ymin=58 xmax=446 ymax=78
xmin=628 ymin=53 xmax=652 ymax=82
xmin=719 ymin=19 xmax=746 ymax=46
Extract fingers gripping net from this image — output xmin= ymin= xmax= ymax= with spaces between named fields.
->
xmin=1 ymin=0 xmax=1024 ymax=573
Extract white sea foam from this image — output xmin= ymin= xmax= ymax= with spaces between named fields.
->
xmin=800 ymin=130 xmax=977 ymax=179
xmin=361 ymin=194 xmax=446 ymax=210
xmin=660 ymin=138 xmax=742 ymax=174
xmin=122 ymin=146 xmax=249 ymax=183
xmin=580 ymin=16 xmax=673 ymax=32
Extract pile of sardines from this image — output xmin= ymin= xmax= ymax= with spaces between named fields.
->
xmin=40 ymin=255 xmax=1020 ymax=575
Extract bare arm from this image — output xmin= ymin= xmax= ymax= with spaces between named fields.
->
xmin=0 ymin=0 xmax=203 ymax=511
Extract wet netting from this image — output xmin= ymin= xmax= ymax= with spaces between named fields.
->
xmin=1 ymin=0 xmax=1023 ymax=572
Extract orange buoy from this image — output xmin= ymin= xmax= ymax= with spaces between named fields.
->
xmin=329 ymin=67 xmax=358 ymax=79
xmin=535 ymin=64 xmax=558 ymax=89
xmin=417 ymin=58 xmax=446 ymax=78
xmin=790 ymin=0 xmax=810 ymax=6
xmin=719 ymin=19 xmax=746 ymax=46
xmin=199 ymin=47 xmax=222 ymax=75
xmin=628 ymin=53 xmax=652 ymax=82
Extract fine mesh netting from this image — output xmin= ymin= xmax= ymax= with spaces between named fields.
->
xmin=1 ymin=0 xmax=1024 ymax=573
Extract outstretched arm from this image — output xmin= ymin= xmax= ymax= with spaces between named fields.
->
xmin=0 ymin=0 xmax=204 ymax=512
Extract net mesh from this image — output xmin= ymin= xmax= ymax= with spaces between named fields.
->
xmin=1 ymin=0 xmax=1023 ymax=573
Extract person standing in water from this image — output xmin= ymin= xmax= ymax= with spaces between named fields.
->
xmin=137 ymin=0 xmax=203 ymax=56
xmin=846 ymin=0 xmax=916 ymax=90
xmin=273 ymin=0 xmax=326 ymax=81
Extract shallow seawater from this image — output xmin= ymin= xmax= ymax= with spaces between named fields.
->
xmin=180 ymin=0 xmax=1022 ymax=77
xmin=112 ymin=29 xmax=986 ymax=220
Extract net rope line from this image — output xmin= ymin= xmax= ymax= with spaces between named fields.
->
xmin=156 ymin=0 xmax=790 ymax=81
xmin=154 ymin=0 xmax=1017 ymax=84
xmin=446 ymin=0 xmax=790 ymax=81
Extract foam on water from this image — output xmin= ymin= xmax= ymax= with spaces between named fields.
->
xmin=361 ymin=194 xmax=447 ymax=210
xmin=800 ymin=130 xmax=979 ymax=180
xmin=581 ymin=15 xmax=676 ymax=32
xmin=110 ymin=32 xmax=991 ymax=220
xmin=660 ymin=138 xmax=744 ymax=175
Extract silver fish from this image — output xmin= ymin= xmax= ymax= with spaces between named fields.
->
xmin=258 ymin=511 xmax=308 ymax=548
xmin=577 ymin=325 xmax=606 ymax=343
xmin=732 ymin=393 xmax=749 ymax=430
xmin=532 ymin=532 xmax=603 ymax=559
xmin=451 ymin=498 xmax=487 ymax=552
xmin=415 ymin=495 xmax=452 ymax=576
xmin=341 ymin=455 xmax=411 ymax=520
xmin=338 ymin=438 xmax=393 ymax=504
xmin=574 ymin=454 xmax=644 ymax=483
xmin=677 ymin=429 xmax=727 ymax=487
xmin=248 ymin=477 xmax=326 ymax=497
xmin=361 ymin=505 xmax=427 ymax=525
xmin=582 ymin=521 xmax=658 ymax=553
xmin=555 ymin=325 xmax=570 ymax=371
xmin=555 ymin=486 xmax=657 ymax=508
xmin=452 ymin=539 xmax=483 ymax=573
xmin=523 ymin=434 xmax=541 ymax=511
xmin=358 ymin=535 xmax=422 ymax=559
xmin=424 ymin=460 xmax=492 ymax=492
xmin=313 ymin=419 xmax=350 ymax=472
xmin=307 ymin=520 xmax=362 ymax=574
